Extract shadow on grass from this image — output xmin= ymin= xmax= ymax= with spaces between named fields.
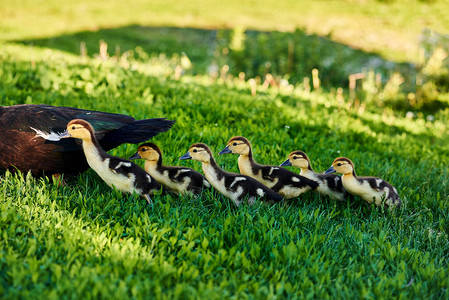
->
xmin=11 ymin=25 xmax=415 ymax=87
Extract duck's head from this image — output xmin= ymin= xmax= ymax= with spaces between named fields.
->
xmin=219 ymin=136 xmax=251 ymax=156
xmin=180 ymin=143 xmax=213 ymax=163
xmin=281 ymin=151 xmax=310 ymax=169
xmin=325 ymin=157 xmax=355 ymax=175
xmin=59 ymin=119 xmax=94 ymax=141
xmin=129 ymin=143 xmax=162 ymax=163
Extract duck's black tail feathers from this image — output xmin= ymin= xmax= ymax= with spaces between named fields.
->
xmin=101 ymin=118 xmax=175 ymax=149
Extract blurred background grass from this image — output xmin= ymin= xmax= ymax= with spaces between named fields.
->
xmin=1 ymin=0 xmax=448 ymax=62
xmin=2 ymin=0 xmax=449 ymax=114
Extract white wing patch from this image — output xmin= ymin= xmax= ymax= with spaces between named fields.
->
xmin=114 ymin=161 xmax=132 ymax=169
xmin=292 ymin=177 xmax=300 ymax=182
xmin=175 ymin=169 xmax=191 ymax=177
xmin=146 ymin=174 xmax=152 ymax=183
xmin=257 ymin=188 xmax=265 ymax=197
xmin=269 ymin=167 xmax=279 ymax=176
xmin=30 ymin=127 xmax=63 ymax=141
xmin=230 ymin=177 xmax=246 ymax=188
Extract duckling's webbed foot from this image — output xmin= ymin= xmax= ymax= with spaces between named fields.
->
xmin=144 ymin=194 xmax=153 ymax=206
xmin=247 ymin=197 xmax=256 ymax=206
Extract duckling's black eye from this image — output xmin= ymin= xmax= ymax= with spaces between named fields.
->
xmin=72 ymin=126 xmax=76 ymax=130
xmin=337 ymin=163 xmax=342 ymax=166
xmin=193 ymin=149 xmax=197 ymax=153
xmin=141 ymin=148 xmax=147 ymax=152
xmin=233 ymin=142 xmax=237 ymax=146
xmin=293 ymin=156 xmax=297 ymax=160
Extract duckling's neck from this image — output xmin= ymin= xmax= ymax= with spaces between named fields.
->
xmin=342 ymin=170 xmax=357 ymax=180
xmin=237 ymin=150 xmax=257 ymax=173
xmin=80 ymin=136 xmax=108 ymax=166
xmin=299 ymin=164 xmax=315 ymax=176
xmin=144 ymin=159 xmax=162 ymax=174
xmin=201 ymin=157 xmax=221 ymax=178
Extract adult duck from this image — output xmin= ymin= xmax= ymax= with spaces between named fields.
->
xmin=0 ymin=104 xmax=174 ymax=176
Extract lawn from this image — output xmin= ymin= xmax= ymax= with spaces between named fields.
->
xmin=1 ymin=0 xmax=449 ymax=298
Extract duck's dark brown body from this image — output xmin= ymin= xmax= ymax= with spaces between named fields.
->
xmin=0 ymin=104 xmax=174 ymax=176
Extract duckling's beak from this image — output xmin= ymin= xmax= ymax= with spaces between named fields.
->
xmin=179 ymin=152 xmax=192 ymax=160
xmin=58 ymin=130 xmax=71 ymax=139
xmin=218 ymin=146 xmax=231 ymax=155
xmin=324 ymin=166 xmax=336 ymax=174
xmin=280 ymin=159 xmax=292 ymax=167
xmin=129 ymin=152 xmax=141 ymax=160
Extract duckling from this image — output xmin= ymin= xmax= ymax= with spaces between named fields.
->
xmin=129 ymin=143 xmax=211 ymax=196
xmin=0 ymin=104 xmax=174 ymax=176
xmin=60 ymin=119 xmax=160 ymax=204
xmin=280 ymin=151 xmax=350 ymax=201
xmin=219 ymin=136 xmax=318 ymax=199
xmin=179 ymin=143 xmax=283 ymax=206
xmin=325 ymin=157 xmax=401 ymax=207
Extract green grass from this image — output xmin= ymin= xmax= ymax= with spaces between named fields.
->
xmin=1 ymin=0 xmax=449 ymax=62
xmin=1 ymin=43 xmax=448 ymax=298
xmin=1 ymin=0 xmax=449 ymax=298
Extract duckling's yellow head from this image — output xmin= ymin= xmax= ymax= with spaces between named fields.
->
xmin=281 ymin=151 xmax=310 ymax=169
xmin=180 ymin=143 xmax=212 ymax=163
xmin=60 ymin=119 xmax=94 ymax=141
xmin=219 ymin=136 xmax=251 ymax=156
xmin=137 ymin=143 xmax=162 ymax=161
xmin=129 ymin=143 xmax=162 ymax=163
xmin=325 ymin=157 xmax=355 ymax=175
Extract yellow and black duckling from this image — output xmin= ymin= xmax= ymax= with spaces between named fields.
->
xmin=129 ymin=143 xmax=211 ymax=196
xmin=179 ymin=143 xmax=283 ymax=206
xmin=60 ymin=119 xmax=160 ymax=204
xmin=0 ymin=104 xmax=174 ymax=176
xmin=219 ymin=136 xmax=318 ymax=199
xmin=280 ymin=151 xmax=350 ymax=201
xmin=325 ymin=157 xmax=401 ymax=207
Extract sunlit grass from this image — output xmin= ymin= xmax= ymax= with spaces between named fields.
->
xmin=1 ymin=43 xmax=448 ymax=298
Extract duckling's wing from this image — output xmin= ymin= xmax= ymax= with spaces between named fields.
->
xmin=317 ymin=173 xmax=345 ymax=193
xmin=245 ymin=176 xmax=283 ymax=203
xmin=360 ymin=176 xmax=401 ymax=202
xmin=259 ymin=165 xmax=282 ymax=183
xmin=107 ymin=157 xmax=161 ymax=192
xmin=107 ymin=157 xmax=137 ymax=174
xmin=165 ymin=167 xmax=192 ymax=182
xmin=271 ymin=167 xmax=319 ymax=190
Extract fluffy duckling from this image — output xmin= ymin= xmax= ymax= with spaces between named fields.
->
xmin=129 ymin=143 xmax=211 ymax=196
xmin=280 ymin=151 xmax=350 ymax=201
xmin=219 ymin=137 xmax=318 ymax=199
xmin=325 ymin=157 xmax=401 ymax=207
xmin=60 ymin=119 xmax=160 ymax=204
xmin=180 ymin=143 xmax=283 ymax=206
